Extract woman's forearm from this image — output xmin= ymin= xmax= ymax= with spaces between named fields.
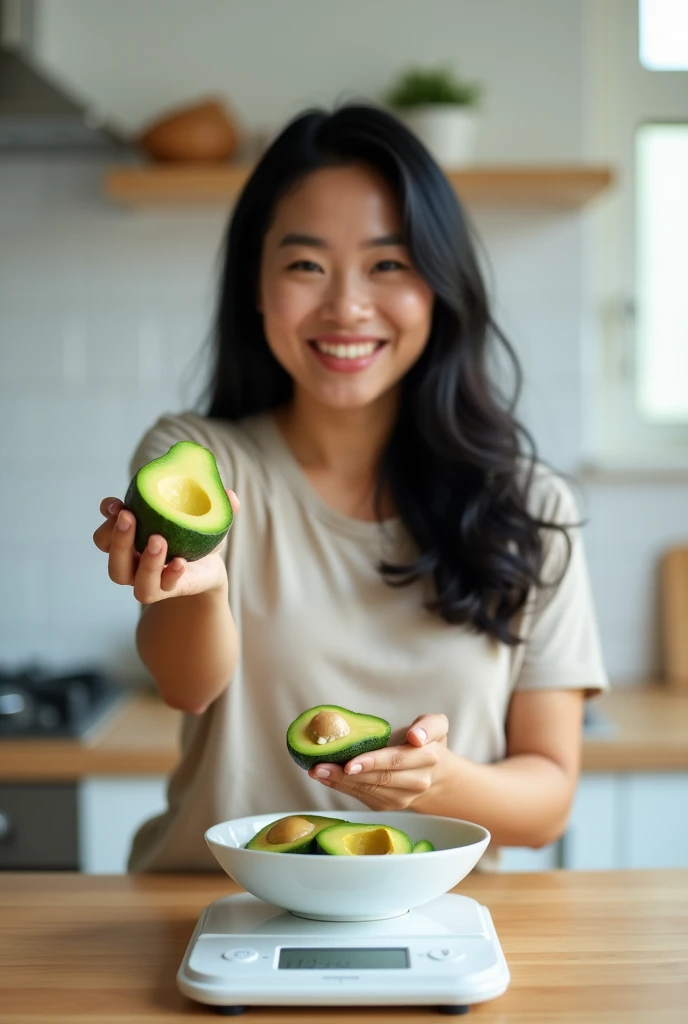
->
xmin=136 ymin=581 xmax=238 ymax=714
xmin=413 ymin=749 xmax=576 ymax=849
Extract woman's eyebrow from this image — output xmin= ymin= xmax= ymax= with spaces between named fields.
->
xmin=278 ymin=232 xmax=405 ymax=248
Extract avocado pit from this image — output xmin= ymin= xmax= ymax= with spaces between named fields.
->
xmin=266 ymin=816 xmax=316 ymax=845
xmin=307 ymin=711 xmax=351 ymax=746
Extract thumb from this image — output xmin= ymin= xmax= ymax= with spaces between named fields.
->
xmin=226 ymin=488 xmax=241 ymax=515
xmin=407 ymin=713 xmax=449 ymax=747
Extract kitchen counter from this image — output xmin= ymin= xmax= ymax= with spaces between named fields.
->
xmin=1 ymin=869 xmax=686 ymax=1022
xmin=0 ymin=683 xmax=687 ymax=781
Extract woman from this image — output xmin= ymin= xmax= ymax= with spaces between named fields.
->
xmin=93 ymin=104 xmax=607 ymax=872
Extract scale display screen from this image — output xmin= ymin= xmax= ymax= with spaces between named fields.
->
xmin=278 ymin=947 xmax=409 ymax=970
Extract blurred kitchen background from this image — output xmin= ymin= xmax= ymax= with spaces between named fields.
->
xmin=1 ymin=0 xmax=687 ymax=874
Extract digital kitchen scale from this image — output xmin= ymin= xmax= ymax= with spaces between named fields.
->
xmin=177 ymin=891 xmax=510 ymax=1015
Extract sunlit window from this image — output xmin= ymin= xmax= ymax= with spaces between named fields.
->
xmin=639 ymin=0 xmax=688 ymax=70
xmin=636 ymin=123 xmax=688 ymax=423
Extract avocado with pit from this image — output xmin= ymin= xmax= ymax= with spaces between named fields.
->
xmin=316 ymin=821 xmax=413 ymax=856
xmin=245 ymin=814 xmax=345 ymax=854
xmin=286 ymin=705 xmax=391 ymax=771
xmin=412 ymin=839 xmax=435 ymax=853
xmin=123 ymin=440 xmax=232 ymax=561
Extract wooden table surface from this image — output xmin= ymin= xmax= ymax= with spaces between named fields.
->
xmin=1 ymin=870 xmax=686 ymax=1023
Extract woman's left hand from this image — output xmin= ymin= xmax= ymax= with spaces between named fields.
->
xmin=307 ymin=713 xmax=450 ymax=811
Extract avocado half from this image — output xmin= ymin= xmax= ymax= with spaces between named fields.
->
xmin=245 ymin=814 xmax=344 ymax=854
xmin=123 ymin=441 xmax=232 ymax=561
xmin=316 ymin=822 xmax=413 ymax=856
xmin=286 ymin=704 xmax=391 ymax=771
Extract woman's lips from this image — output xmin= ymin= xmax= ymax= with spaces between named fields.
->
xmin=308 ymin=338 xmax=387 ymax=373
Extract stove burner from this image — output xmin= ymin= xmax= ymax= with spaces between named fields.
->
xmin=0 ymin=667 xmax=125 ymax=739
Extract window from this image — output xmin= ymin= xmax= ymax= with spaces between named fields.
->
xmin=639 ymin=0 xmax=688 ymax=70
xmin=586 ymin=0 xmax=688 ymax=466
xmin=636 ymin=123 xmax=688 ymax=423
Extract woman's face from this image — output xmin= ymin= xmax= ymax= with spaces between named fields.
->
xmin=258 ymin=163 xmax=435 ymax=412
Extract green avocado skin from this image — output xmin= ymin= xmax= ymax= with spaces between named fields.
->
xmin=287 ymin=734 xmax=389 ymax=771
xmin=123 ymin=476 xmax=231 ymax=562
xmin=286 ymin=705 xmax=391 ymax=771
xmin=412 ymin=839 xmax=435 ymax=853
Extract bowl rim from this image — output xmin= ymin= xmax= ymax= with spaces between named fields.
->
xmin=204 ymin=809 xmax=491 ymax=858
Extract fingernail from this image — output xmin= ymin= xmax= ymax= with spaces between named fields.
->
xmin=148 ymin=537 xmax=162 ymax=555
xmin=347 ymin=764 xmax=362 ymax=775
xmin=116 ymin=512 xmax=130 ymax=531
xmin=107 ymin=501 xmax=120 ymax=516
xmin=313 ymin=767 xmax=331 ymax=779
xmin=412 ymin=728 xmax=428 ymax=744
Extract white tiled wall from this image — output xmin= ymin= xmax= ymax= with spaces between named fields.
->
xmin=2 ymin=155 xmax=688 ymax=680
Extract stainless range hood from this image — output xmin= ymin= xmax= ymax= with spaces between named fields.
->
xmin=0 ymin=0 xmax=128 ymax=151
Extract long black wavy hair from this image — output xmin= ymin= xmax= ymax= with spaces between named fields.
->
xmin=206 ymin=104 xmax=571 ymax=645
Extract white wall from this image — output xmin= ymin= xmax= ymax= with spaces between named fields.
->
xmin=1 ymin=0 xmax=685 ymax=680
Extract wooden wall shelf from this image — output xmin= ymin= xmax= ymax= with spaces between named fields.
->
xmin=104 ymin=164 xmax=614 ymax=209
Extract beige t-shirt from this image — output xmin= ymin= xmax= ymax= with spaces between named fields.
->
xmin=126 ymin=410 xmax=608 ymax=873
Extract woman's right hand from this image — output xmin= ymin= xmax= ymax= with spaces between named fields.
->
xmin=92 ymin=492 xmax=240 ymax=605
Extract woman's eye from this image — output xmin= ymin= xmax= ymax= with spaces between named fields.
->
xmin=374 ymin=260 xmax=407 ymax=272
xmin=287 ymin=260 xmax=323 ymax=273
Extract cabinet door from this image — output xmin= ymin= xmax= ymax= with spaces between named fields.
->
xmin=561 ymin=774 xmax=618 ymax=870
xmin=620 ymin=773 xmax=688 ymax=869
xmin=498 ymin=843 xmax=559 ymax=873
xmin=78 ymin=776 xmax=167 ymax=874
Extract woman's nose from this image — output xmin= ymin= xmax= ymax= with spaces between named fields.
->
xmin=321 ymin=274 xmax=373 ymax=324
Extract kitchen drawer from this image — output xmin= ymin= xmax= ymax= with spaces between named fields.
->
xmin=0 ymin=783 xmax=78 ymax=869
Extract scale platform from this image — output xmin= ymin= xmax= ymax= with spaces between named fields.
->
xmin=177 ymin=891 xmax=510 ymax=1015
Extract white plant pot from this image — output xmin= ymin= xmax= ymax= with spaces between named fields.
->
xmin=399 ymin=105 xmax=479 ymax=168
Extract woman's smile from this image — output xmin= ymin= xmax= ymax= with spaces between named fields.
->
xmin=308 ymin=334 xmax=389 ymax=373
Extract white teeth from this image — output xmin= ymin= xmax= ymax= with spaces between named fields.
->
xmin=313 ymin=341 xmax=379 ymax=359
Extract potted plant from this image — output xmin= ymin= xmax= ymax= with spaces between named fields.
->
xmin=384 ymin=66 xmax=482 ymax=168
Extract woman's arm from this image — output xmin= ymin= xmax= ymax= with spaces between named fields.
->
xmin=310 ymin=688 xmax=585 ymax=849
xmin=412 ymin=689 xmax=585 ymax=847
xmin=136 ymin=580 xmax=239 ymax=715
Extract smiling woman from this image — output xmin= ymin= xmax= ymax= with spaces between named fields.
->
xmin=92 ymin=104 xmax=608 ymax=874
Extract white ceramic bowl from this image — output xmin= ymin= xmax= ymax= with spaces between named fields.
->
xmin=205 ymin=810 xmax=490 ymax=922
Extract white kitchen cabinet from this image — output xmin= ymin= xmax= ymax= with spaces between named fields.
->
xmin=78 ymin=776 xmax=167 ymax=874
xmin=561 ymin=774 xmax=618 ymax=870
xmin=617 ymin=773 xmax=688 ymax=869
xmin=498 ymin=843 xmax=559 ymax=872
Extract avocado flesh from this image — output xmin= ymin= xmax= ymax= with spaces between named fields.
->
xmin=286 ymin=704 xmax=391 ymax=771
xmin=245 ymin=814 xmax=344 ymax=854
xmin=124 ymin=441 xmax=232 ymax=561
xmin=316 ymin=822 xmax=413 ymax=856
xmin=412 ymin=839 xmax=435 ymax=853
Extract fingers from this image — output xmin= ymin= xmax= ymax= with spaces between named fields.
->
xmin=132 ymin=535 xmax=170 ymax=603
xmin=107 ymin=510 xmax=138 ymax=585
xmin=407 ymin=713 xmax=449 ymax=748
xmin=160 ymin=557 xmax=186 ymax=593
xmin=93 ymin=498 xmax=124 ymax=553
xmin=226 ymin=489 xmax=241 ymax=515
xmin=341 ymin=740 xmax=439 ymax=778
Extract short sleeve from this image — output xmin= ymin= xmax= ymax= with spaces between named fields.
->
xmin=513 ymin=470 xmax=609 ymax=698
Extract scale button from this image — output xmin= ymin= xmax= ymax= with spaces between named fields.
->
xmin=222 ymin=948 xmax=259 ymax=963
xmin=427 ymin=947 xmax=465 ymax=962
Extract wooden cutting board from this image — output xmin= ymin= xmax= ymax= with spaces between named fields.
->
xmin=660 ymin=545 xmax=688 ymax=691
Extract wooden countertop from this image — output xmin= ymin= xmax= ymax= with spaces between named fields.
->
xmin=1 ymin=869 xmax=686 ymax=1022
xmin=0 ymin=683 xmax=687 ymax=781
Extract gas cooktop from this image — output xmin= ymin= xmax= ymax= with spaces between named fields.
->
xmin=0 ymin=666 xmax=126 ymax=739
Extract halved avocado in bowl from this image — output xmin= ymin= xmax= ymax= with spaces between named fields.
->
xmin=286 ymin=705 xmax=391 ymax=770
xmin=245 ymin=814 xmax=344 ymax=854
xmin=316 ymin=821 xmax=413 ymax=856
